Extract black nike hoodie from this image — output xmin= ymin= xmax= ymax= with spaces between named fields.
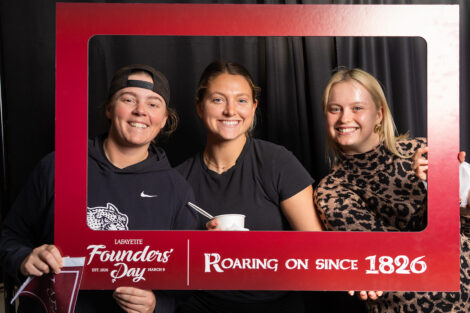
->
xmin=0 ymin=135 xmax=200 ymax=313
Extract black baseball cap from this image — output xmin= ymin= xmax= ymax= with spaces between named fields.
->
xmin=108 ymin=64 xmax=170 ymax=106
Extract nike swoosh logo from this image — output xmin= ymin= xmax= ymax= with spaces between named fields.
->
xmin=140 ymin=191 xmax=158 ymax=198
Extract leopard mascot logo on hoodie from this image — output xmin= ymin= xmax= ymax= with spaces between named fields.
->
xmin=87 ymin=203 xmax=129 ymax=230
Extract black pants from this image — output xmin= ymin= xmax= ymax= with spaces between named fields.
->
xmin=177 ymin=291 xmax=306 ymax=313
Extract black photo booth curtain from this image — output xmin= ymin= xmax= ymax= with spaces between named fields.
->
xmin=2 ymin=0 xmax=467 ymax=212
xmin=0 ymin=1 xmax=468 ymax=312
xmin=88 ymin=35 xmax=427 ymax=177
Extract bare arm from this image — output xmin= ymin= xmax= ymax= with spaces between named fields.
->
xmin=280 ymin=185 xmax=323 ymax=231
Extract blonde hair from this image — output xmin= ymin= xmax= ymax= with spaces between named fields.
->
xmin=322 ymin=68 xmax=407 ymax=162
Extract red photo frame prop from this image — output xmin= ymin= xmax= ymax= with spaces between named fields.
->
xmin=56 ymin=4 xmax=459 ymax=290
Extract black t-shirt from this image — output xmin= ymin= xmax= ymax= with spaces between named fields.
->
xmin=177 ymin=137 xmax=313 ymax=231
xmin=176 ymin=138 xmax=313 ymax=304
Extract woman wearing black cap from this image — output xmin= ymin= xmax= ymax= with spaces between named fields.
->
xmin=0 ymin=64 xmax=200 ymax=313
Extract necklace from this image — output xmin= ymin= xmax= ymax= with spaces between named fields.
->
xmin=203 ymin=152 xmax=237 ymax=173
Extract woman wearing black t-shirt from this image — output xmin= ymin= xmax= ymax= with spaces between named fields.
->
xmin=177 ymin=61 xmax=323 ymax=313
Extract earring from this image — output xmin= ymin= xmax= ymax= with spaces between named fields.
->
xmin=374 ymin=124 xmax=382 ymax=133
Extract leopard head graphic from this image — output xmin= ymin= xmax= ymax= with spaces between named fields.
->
xmin=87 ymin=203 xmax=129 ymax=230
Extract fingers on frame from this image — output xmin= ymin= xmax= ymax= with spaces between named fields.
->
xmin=367 ymin=291 xmax=378 ymax=300
xmin=38 ymin=251 xmax=62 ymax=274
xmin=24 ymin=261 xmax=48 ymax=276
xmin=46 ymin=245 xmax=63 ymax=265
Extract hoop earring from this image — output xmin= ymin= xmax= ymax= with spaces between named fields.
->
xmin=374 ymin=124 xmax=382 ymax=133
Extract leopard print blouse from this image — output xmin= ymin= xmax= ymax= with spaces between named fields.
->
xmin=314 ymin=138 xmax=470 ymax=313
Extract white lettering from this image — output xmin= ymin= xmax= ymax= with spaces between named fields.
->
xmin=110 ymin=263 xmax=146 ymax=283
xmin=315 ymin=259 xmax=358 ymax=270
xmin=114 ymin=239 xmax=143 ymax=245
xmin=204 ymin=253 xmax=278 ymax=273
xmin=285 ymin=259 xmax=309 ymax=270
xmin=204 ymin=253 xmax=224 ymax=273
xmin=86 ymin=245 xmax=173 ymax=265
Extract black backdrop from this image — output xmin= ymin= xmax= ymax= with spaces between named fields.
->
xmin=2 ymin=0 xmax=468 ymax=211
xmin=88 ymin=35 xmax=427 ymax=173
xmin=0 ymin=1 xmax=468 ymax=312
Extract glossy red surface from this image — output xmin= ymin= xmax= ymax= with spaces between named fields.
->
xmin=56 ymin=3 xmax=459 ymax=290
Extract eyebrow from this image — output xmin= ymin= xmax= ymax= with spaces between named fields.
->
xmin=119 ymin=91 xmax=163 ymax=102
xmin=210 ymin=91 xmax=250 ymax=97
xmin=118 ymin=91 xmax=136 ymax=97
xmin=327 ymin=101 xmax=365 ymax=106
xmin=147 ymin=95 xmax=163 ymax=102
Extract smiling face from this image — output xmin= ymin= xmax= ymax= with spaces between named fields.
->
xmin=106 ymin=72 xmax=168 ymax=149
xmin=325 ymin=80 xmax=383 ymax=155
xmin=197 ymin=73 xmax=257 ymax=143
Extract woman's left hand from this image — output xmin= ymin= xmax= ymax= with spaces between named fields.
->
xmin=412 ymin=147 xmax=429 ymax=181
xmin=113 ymin=287 xmax=156 ymax=313
xmin=458 ymin=151 xmax=470 ymax=209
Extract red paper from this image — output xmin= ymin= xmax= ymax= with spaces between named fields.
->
xmin=12 ymin=257 xmax=85 ymax=313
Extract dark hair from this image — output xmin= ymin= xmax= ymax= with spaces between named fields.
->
xmin=196 ymin=61 xmax=260 ymax=102
xmin=157 ymin=107 xmax=178 ymax=140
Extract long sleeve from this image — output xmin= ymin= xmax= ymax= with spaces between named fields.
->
xmin=314 ymin=184 xmax=403 ymax=232
xmin=0 ymin=152 xmax=55 ymax=285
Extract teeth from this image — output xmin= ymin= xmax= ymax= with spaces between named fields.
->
xmin=337 ymin=128 xmax=356 ymax=133
xmin=221 ymin=120 xmax=239 ymax=126
xmin=130 ymin=122 xmax=147 ymax=129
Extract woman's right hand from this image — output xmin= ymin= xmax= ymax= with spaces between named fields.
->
xmin=20 ymin=244 xmax=63 ymax=277
xmin=348 ymin=290 xmax=383 ymax=300
xmin=206 ymin=219 xmax=219 ymax=231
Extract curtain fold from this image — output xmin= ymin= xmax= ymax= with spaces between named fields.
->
xmin=0 ymin=1 xmax=466 ymax=313
xmin=0 ymin=0 xmax=466 ymax=207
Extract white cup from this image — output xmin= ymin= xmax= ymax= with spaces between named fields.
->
xmin=214 ymin=214 xmax=248 ymax=231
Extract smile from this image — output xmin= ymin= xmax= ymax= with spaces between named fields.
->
xmin=220 ymin=120 xmax=240 ymax=126
xmin=129 ymin=122 xmax=148 ymax=129
xmin=336 ymin=127 xmax=357 ymax=134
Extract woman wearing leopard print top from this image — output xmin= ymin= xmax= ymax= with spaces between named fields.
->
xmin=314 ymin=68 xmax=470 ymax=313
